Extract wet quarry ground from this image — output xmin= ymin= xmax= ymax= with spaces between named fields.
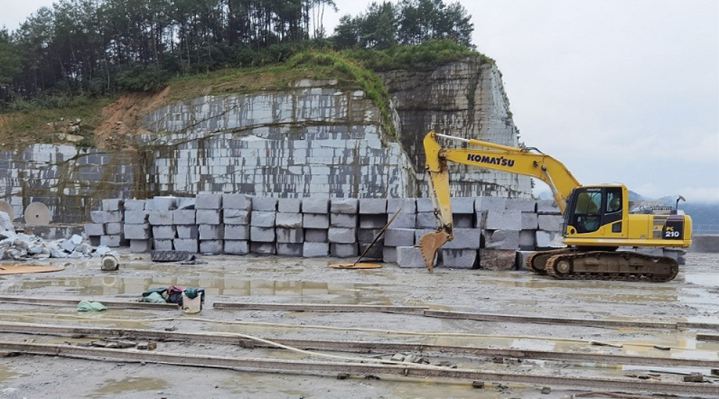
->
xmin=0 ymin=252 xmax=717 ymax=398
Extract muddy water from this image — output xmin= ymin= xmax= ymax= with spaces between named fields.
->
xmin=88 ymin=377 xmax=168 ymax=398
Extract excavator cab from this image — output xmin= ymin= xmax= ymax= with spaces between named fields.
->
xmin=563 ymin=185 xmax=625 ymax=238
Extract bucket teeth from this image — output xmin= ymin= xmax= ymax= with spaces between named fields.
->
xmin=418 ymin=231 xmax=450 ymax=273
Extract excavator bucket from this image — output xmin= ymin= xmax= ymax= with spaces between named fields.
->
xmin=418 ymin=231 xmax=451 ymax=273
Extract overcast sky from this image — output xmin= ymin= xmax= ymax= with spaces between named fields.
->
xmin=2 ymin=0 xmax=718 ymax=202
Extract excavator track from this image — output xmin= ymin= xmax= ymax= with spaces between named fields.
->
xmin=544 ymin=251 xmax=679 ymax=282
xmin=526 ymin=248 xmax=574 ymax=274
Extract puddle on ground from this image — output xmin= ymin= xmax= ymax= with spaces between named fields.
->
xmin=88 ymin=376 xmax=168 ymax=398
xmin=685 ymin=272 xmax=719 ymax=287
xmin=220 ymin=373 xmax=307 ymax=397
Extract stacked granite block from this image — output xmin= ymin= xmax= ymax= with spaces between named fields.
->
xmin=147 ymin=196 xmax=177 ymax=251
xmin=87 ymin=199 xmax=124 ymax=247
xmin=123 ymin=199 xmax=151 ymax=253
xmin=383 ymin=198 xmax=417 ymax=263
xmin=329 ymin=199 xmax=358 ymax=258
xmin=250 ymin=197 xmax=277 ymax=255
xmin=358 ymin=199 xmax=387 ymax=259
xmin=302 ymin=198 xmax=329 ymax=257
xmin=223 ymin=193 xmax=251 ymax=255
xmin=196 ymin=192 xmax=223 ymax=254
xmin=441 ymin=198 xmax=480 ymax=268
xmin=276 ymin=198 xmax=303 ymax=256
xmin=173 ymin=205 xmax=198 ymax=253
xmin=536 ymin=199 xmax=564 ymax=249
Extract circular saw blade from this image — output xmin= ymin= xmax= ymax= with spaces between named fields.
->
xmin=24 ymin=202 xmax=51 ymax=226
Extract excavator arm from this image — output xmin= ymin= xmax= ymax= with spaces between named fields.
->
xmin=419 ymin=131 xmax=582 ymax=271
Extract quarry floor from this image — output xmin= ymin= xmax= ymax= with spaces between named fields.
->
xmin=0 ymin=252 xmax=717 ymax=398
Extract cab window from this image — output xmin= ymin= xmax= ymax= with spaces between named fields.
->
xmin=606 ymin=188 xmax=622 ymax=213
xmin=575 ymin=189 xmax=602 ymax=215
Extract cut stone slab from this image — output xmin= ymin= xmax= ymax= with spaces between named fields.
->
xmin=302 ymin=198 xmax=329 ymax=214
xmin=199 ymin=240 xmax=223 ymax=254
xmin=453 ymin=214 xmax=473 ymax=228
xmin=148 ymin=211 xmax=173 ymax=226
xmin=330 ymin=198 xmax=358 ymax=214
xmin=416 ymin=212 xmax=439 ymax=229
xmin=129 ymin=239 xmax=150 ymax=253
xmin=124 ymin=210 xmax=148 ymax=224
xmin=507 ymin=199 xmax=536 ymax=212
xmin=199 ymin=224 xmax=224 ymax=240
xmin=276 ymin=212 xmax=302 ymax=228
xmin=388 ymin=213 xmax=415 ymax=229
xmin=303 ymin=214 xmax=329 ymax=229
xmin=173 ymin=210 xmax=196 ymax=225
xmin=474 ymin=210 xmax=487 ymax=229
xmin=303 ymin=242 xmax=329 ymax=257
xmin=276 ymin=227 xmax=304 ymax=243
xmin=480 ymin=249 xmax=517 ymax=271
xmin=196 ymin=192 xmax=223 ymax=209
xmin=444 ymin=228 xmax=482 ymax=249
xmin=251 ymin=226 xmax=275 ymax=242
xmin=358 ymin=242 xmax=383 ymax=259
xmin=91 ymin=211 xmax=122 ymax=224
xmin=383 ymin=247 xmax=397 ymax=263
xmin=416 ymin=198 xmax=435 ymax=213
xmin=475 ymin=197 xmax=507 ymax=212
xmin=101 ymin=199 xmax=123 ymax=211
xmin=123 ymin=224 xmax=150 ymax=240
xmin=485 ymin=210 xmax=522 ymax=230
xmin=223 ymin=209 xmax=250 ymax=225
xmin=153 ymin=239 xmax=173 ymax=251
xmin=250 ymin=211 xmax=276 ymax=227
xmin=252 ymin=197 xmax=278 ymax=211
xmin=123 ymin=199 xmax=146 ymax=211
xmin=330 ymin=243 xmax=358 ymax=258
xmin=304 ymin=228 xmax=328 ymax=242
xmin=442 ymin=249 xmax=479 ymax=269
xmin=146 ymin=197 xmax=176 ymax=211
xmin=538 ymin=214 xmax=564 ymax=232
xmin=387 ymin=198 xmax=416 ymax=214
xmin=519 ymin=230 xmax=536 ymax=250
xmin=521 ymin=213 xmax=539 ymax=230
xmin=196 ymin=209 xmax=222 ymax=225
xmin=359 ymin=214 xmax=387 ymax=229
xmin=486 ymin=230 xmax=520 ymax=250
xmin=536 ymin=231 xmax=564 ymax=248
xmin=250 ymin=242 xmax=276 ymax=255
xmin=173 ymin=239 xmax=198 ymax=253
xmin=328 ymin=228 xmax=356 ymax=244
xmin=224 ymin=225 xmax=249 ymax=240
xmin=84 ymin=223 xmax=104 ymax=236
xmin=537 ymin=200 xmax=561 ymax=214
xmin=396 ymin=246 xmax=425 ymax=268
xmin=384 ymin=228 xmax=415 ymax=247
xmin=224 ymin=240 xmax=249 ymax=255
xmin=152 ymin=225 xmax=176 ymax=240
xmin=176 ymin=225 xmax=199 ymax=239
xmin=331 ymin=213 xmax=357 ymax=228
xmin=176 ymin=197 xmax=196 ymax=210
xmin=451 ymin=197 xmax=475 ymax=214
xmin=223 ymin=193 xmax=252 ymax=210
xmin=358 ymin=228 xmax=382 ymax=243
xmin=359 ymin=198 xmax=387 ymax=214
xmin=277 ymin=243 xmax=303 ymax=256
xmin=278 ymin=198 xmax=301 ymax=213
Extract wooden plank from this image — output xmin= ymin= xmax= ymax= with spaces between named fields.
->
xmin=0 ymin=295 xmax=178 ymax=310
xmin=0 ymin=321 xmax=716 ymax=369
xmin=213 ymin=302 xmax=428 ymax=314
xmin=0 ymin=340 xmax=716 ymax=396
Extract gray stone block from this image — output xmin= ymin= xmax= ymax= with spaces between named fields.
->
xmin=223 ymin=193 xmax=252 ymax=210
xmin=475 ymin=197 xmax=507 ymax=212
xmin=100 ymin=235 xmax=121 ymax=247
xmin=331 ymin=243 xmax=358 ymax=258
xmin=91 ymin=211 xmax=122 ymax=224
xmin=200 ymin=240 xmax=223 ymax=254
xmin=453 ymin=214 xmax=473 ymax=228
xmin=516 ymin=251 xmax=536 ymax=271
xmin=396 ymin=246 xmax=425 ymax=268
xmin=152 ymin=225 xmax=176 ymax=239
xmin=276 ymin=212 xmax=302 ymax=228
xmin=251 ymin=226 xmax=275 ymax=242
xmin=129 ymin=239 xmax=150 ymax=253
xmin=359 ymin=198 xmax=387 ymax=214
xmin=302 ymin=198 xmax=329 ymax=214
xmin=451 ymin=198 xmax=475 ymax=214
xmin=173 ymin=239 xmax=198 ymax=253
xmin=148 ymin=211 xmax=173 ymax=225
xmin=359 ymin=242 xmax=383 ymax=259
xmin=507 ymin=199 xmax=537 ymax=212
xmin=444 ymin=228 xmax=482 ymax=249
xmin=536 ymin=231 xmax=564 ymax=248
xmin=277 ymin=243 xmax=303 ymax=256
xmin=105 ymin=222 xmax=122 ymax=235
xmin=224 ymin=225 xmax=249 ymax=240
xmin=276 ymin=227 xmax=304 ymax=243
xmin=486 ymin=230 xmax=520 ymax=250
xmin=474 ymin=210 xmax=487 ymax=229
xmin=223 ymin=209 xmax=250 ymax=225
xmin=358 ymin=228 xmax=382 ymax=243
xmin=176 ymin=225 xmax=198 ymax=239
xmin=124 ymin=210 xmax=148 ymax=224
xmin=250 ymin=211 xmax=276 ymax=227
xmin=331 ymin=213 xmax=357 ymax=228
xmin=330 ymin=198 xmax=358 ymax=214
xmin=359 ymin=214 xmax=387 ymax=229
xmin=196 ymin=209 xmax=221 ymax=225
xmin=102 ymin=199 xmax=123 ymax=211
xmin=123 ymin=199 xmax=146 ymax=210
xmin=387 ymin=198 xmax=416 ymax=214
xmin=442 ymin=249 xmax=479 ymax=269
xmin=84 ymin=223 xmax=104 ymax=236
xmin=384 ymin=228 xmax=415 ymax=247
xmin=147 ymin=197 xmax=176 ymax=211
xmin=303 ymin=242 xmax=329 ymax=257
xmin=383 ymin=247 xmax=397 ymax=263
xmin=196 ymin=192 xmax=222 ymax=209
xmin=173 ymin=209 xmax=196 ymax=225
xmin=199 ymin=224 xmax=223 ymax=240
xmin=538 ymin=214 xmax=564 ymax=232
xmin=521 ymin=213 xmax=539 ymax=230
xmin=252 ymin=197 xmax=277 ymax=211
xmin=224 ymin=240 xmax=249 ymax=255
xmin=278 ymin=198 xmax=301 ymax=213
xmin=153 ymin=239 xmax=173 ymax=251
xmin=303 ymin=214 xmax=329 ymax=229
xmin=250 ymin=242 xmax=276 ymax=255
xmin=416 ymin=198 xmax=435 ymax=213
xmin=519 ymin=230 xmax=536 ymax=250
xmin=416 ymin=212 xmax=439 ymax=229
xmin=388 ymin=213 xmax=416 ymax=228
xmin=485 ymin=210 xmax=522 ymax=230
xmin=304 ymin=228 xmax=328 ymax=242
xmin=328 ymin=228 xmax=356 ymax=244
xmin=123 ymin=224 xmax=150 ymax=239
xmin=176 ymin=197 xmax=196 ymax=209
xmin=537 ymin=200 xmax=561 ymax=214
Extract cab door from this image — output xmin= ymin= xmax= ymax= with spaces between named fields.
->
xmin=565 ymin=187 xmax=624 ymax=237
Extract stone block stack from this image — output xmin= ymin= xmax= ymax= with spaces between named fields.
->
xmin=196 ymin=192 xmax=223 ymax=254
xmin=302 ymin=198 xmax=329 ymax=257
xmin=147 ymin=197 xmax=176 ymax=251
xmin=250 ymin=197 xmax=277 ymax=255
xmin=383 ymin=198 xmax=416 ymax=263
xmin=536 ymin=200 xmax=564 ymax=249
xmin=441 ymin=198 xmax=480 ymax=269
xmin=358 ymin=199 xmax=387 ymax=259
xmin=223 ymin=193 xmax=251 ymax=255
xmin=123 ymin=199 xmax=151 ymax=253
xmin=276 ymin=199 xmax=303 ymax=256
xmin=329 ymin=199 xmax=358 ymax=258
xmin=87 ymin=199 xmax=124 ymax=247
xmin=173 ymin=204 xmax=198 ymax=253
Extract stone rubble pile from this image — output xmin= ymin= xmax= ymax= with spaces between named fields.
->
xmin=84 ymin=194 xmax=569 ymax=270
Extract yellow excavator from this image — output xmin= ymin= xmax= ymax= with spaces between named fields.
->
xmin=419 ymin=131 xmax=692 ymax=282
